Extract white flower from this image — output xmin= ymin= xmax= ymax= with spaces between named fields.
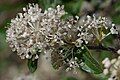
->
xmin=103 ymin=69 xmax=109 ymax=75
xmin=117 ymin=49 xmax=120 ymax=54
xmin=102 ymin=58 xmax=111 ymax=68
xmin=102 ymin=58 xmax=110 ymax=64
xmin=66 ymin=58 xmax=80 ymax=71
xmin=110 ymin=27 xmax=118 ymax=34
xmin=102 ymin=56 xmax=120 ymax=80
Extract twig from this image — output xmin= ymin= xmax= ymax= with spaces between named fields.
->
xmin=87 ymin=45 xmax=117 ymax=53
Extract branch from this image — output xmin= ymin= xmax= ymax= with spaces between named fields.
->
xmin=87 ymin=45 xmax=117 ymax=53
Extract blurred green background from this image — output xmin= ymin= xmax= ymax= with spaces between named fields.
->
xmin=0 ymin=0 xmax=120 ymax=80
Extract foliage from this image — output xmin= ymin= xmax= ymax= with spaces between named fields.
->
xmin=28 ymin=59 xmax=38 ymax=73
xmin=81 ymin=46 xmax=103 ymax=74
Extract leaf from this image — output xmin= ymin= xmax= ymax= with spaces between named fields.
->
xmin=0 ymin=28 xmax=7 ymax=51
xmin=81 ymin=45 xmax=103 ymax=74
xmin=94 ymin=73 xmax=108 ymax=80
xmin=111 ymin=1 xmax=120 ymax=24
xmin=79 ymin=62 xmax=95 ymax=73
xmin=38 ymin=0 xmax=61 ymax=10
xmin=63 ymin=0 xmax=83 ymax=15
xmin=111 ymin=14 xmax=120 ymax=25
xmin=38 ymin=0 xmax=51 ymax=9
xmin=102 ymin=35 xmax=114 ymax=48
xmin=28 ymin=59 xmax=38 ymax=73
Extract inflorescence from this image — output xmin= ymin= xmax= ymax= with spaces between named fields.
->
xmin=6 ymin=4 xmax=118 ymax=71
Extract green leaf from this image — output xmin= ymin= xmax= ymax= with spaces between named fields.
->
xmin=111 ymin=14 xmax=120 ymax=24
xmin=63 ymin=0 xmax=83 ymax=15
xmin=28 ymin=59 xmax=38 ymax=73
xmin=0 ymin=28 xmax=7 ymax=51
xmin=111 ymin=1 xmax=120 ymax=24
xmin=102 ymin=35 xmax=114 ymax=48
xmin=38 ymin=0 xmax=51 ymax=9
xmin=94 ymin=73 xmax=108 ymax=80
xmin=38 ymin=0 xmax=61 ymax=10
xmin=81 ymin=45 xmax=103 ymax=74
xmin=80 ymin=62 xmax=95 ymax=73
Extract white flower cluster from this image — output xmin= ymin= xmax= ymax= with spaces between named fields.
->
xmin=81 ymin=15 xmax=118 ymax=42
xmin=6 ymin=3 xmax=118 ymax=70
xmin=102 ymin=57 xmax=120 ymax=80
xmin=6 ymin=4 xmax=89 ymax=60
xmin=66 ymin=57 xmax=80 ymax=71
xmin=6 ymin=4 xmax=43 ymax=59
xmin=6 ymin=4 xmax=67 ymax=59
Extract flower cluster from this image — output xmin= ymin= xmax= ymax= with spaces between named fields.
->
xmin=6 ymin=4 xmax=89 ymax=60
xmin=6 ymin=3 xmax=118 ymax=71
xmin=80 ymin=15 xmax=118 ymax=42
xmin=6 ymin=4 xmax=67 ymax=60
xmin=66 ymin=57 xmax=80 ymax=71
xmin=102 ymin=56 xmax=120 ymax=80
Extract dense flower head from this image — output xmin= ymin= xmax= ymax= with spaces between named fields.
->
xmin=6 ymin=4 xmax=89 ymax=60
xmin=6 ymin=3 xmax=118 ymax=71
xmin=6 ymin=4 xmax=67 ymax=59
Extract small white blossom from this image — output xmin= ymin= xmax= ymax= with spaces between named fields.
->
xmin=102 ymin=58 xmax=110 ymax=64
xmin=66 ymin=58 xmax=80 ymax=71
xmin=103 ymin=69 xmax=109 ymax=75
xmin=110 ymin=27 xmax=118 ymax=34
xmin=117 ymin=49 xmax=120 ymax=55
